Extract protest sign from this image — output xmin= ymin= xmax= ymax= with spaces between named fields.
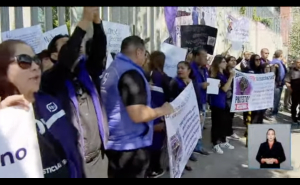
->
xmin=180 ymin=25 xmax=218 ymax=55
xmin=230 ymin=70 xmax=275 ymax=112
xmin=0 ymin=105 xmax=44 ymax=178
xmin=106 ymin=50 xmax=114 ymax=69
xmin=103 ymin=21 xmax=131 ymax=53
xmin=1 ymin=25 xmax=45 ymax=54
xmin=175 ymin=15 xmax=193 ymax=47
xmin=207 ymin=78 xmax=220 ymax=95
xmin=225 ymin=14 xmax=250 ymax=43
xmin=43 ymin=25 xmax=69 ymax=49
xmin=165 ymin=83 xmax=201 ymax=178
xmin=160 ymin=43 xmax=188 ymax=77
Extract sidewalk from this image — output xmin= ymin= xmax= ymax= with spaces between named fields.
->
xmin=162 ymin=111 xmax=300 ymax=178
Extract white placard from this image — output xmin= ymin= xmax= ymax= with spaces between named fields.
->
xmin=43 ymin=25 xmax=69 ymax=49
xmin=102 ymin=21 xmax=131 ymax=54
xmin=207 ymin=78 xmax=220 ymax=95
xmin=1 ymin=25 xmax=45 ymax=54
xmin=160 ymin=43 xmax=188 ymax=78
xmin=165 ymin=83 xmax=201 ymax=178
xmin=0 ymin=105 xmax=44 ymax=178
xmin=106 ymin=50 xmax=114 ymax=69
xmin=230 ymin=70 xmax=275 ymax=112
xmin=175 ymin=16 xmax=193 ymax=47
xmin=225 ymin=14 xmax=250 ymax=43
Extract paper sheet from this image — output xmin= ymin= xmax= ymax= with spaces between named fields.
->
xmin=207 ymin=78 xmax=220 ymax=95
xmin=160 ymin=43 xmax=188 ymax=77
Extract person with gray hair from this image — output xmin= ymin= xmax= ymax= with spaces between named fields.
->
xmin=270 ymin=50 xmax=287 ymax=120
xmin=100 ymin=35 xmax=174 ymax=178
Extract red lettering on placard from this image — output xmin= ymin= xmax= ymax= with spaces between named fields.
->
xmin=235 ymin=103 xmax=249 ymax=110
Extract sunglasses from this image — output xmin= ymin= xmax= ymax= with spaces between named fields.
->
xmin=15 ymin=54 xmax=41 ymax=70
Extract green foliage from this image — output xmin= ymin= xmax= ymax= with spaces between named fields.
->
xmin=239 ymin=7 xmax=246 ymax=15
xmin=289 ymin=7 xmax=300 ymax=57
xmin=252 ymin=7 xmax=261 ymax=22
xmin=52 ymin=7 xmax=71 ymax=33
xmin=260 ymin=18 xmax=272 ymax=27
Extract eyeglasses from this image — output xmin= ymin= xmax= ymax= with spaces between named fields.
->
xmin=15 ymin=54 xmax=41 ymax=70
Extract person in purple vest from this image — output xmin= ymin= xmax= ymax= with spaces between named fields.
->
xmin=146 ymin=51 xmax=172 ymax=178
xmin=41 ymin=7 xmax=109 ymax=178
xmin=100 ymin=36 xmax=174 ymax=178
xmin=0 ymin=40 xmax=84 ymax=178
xmin=190 ymin=48 xmax=210 ymax=156
xmin=209 ymin=55 xmax=235 ymax=154
xmin=270 ymin=50 xmax=287 ymax=120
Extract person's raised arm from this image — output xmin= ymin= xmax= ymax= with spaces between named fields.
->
xmin=86 ymin=8 xmax=107 ymax=77
xmin=221 ymin=70 xmax=235 ymax=92
xmin=58 ymin=7 xmax=97 ymax=71
xmin=119 ymin=71 xmax=173 ymax=123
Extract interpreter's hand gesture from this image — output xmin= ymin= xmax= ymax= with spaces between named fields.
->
xmin=93 ymin=7 xmax=101 ymax=24
xmin=82 ymin=7 xmax=99 ymax=22
xmin=0 ymin=95 xmax=30 ymax=111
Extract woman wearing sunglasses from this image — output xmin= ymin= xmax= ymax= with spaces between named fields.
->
xmin=0 ymin=40 xmax=84 ymax=178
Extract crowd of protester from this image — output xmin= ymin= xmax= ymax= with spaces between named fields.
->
xmin=0 ymin=7 xmax=299 ymax=178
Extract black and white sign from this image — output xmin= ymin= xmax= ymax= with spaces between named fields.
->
xmin=180 ymin=25 xmax=218 ymax=55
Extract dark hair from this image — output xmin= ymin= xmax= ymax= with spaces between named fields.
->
xmin=266 ymin=128 xmax=277 ymax=142
xmin=121 ymin=35 xmax=145 ymax=54
xmin=0 ymin=40 xmax=28 ymax=100
xmin=225 ymin=56 xmax=236 ymax=63
xmin=210 ymin=55 xmax=225 ymax=78
xmin=148 ymin=51 xmax=165 ymax=73
xmin=37 ymin=50 xmax=50 ymax=61
xmin=249 ymin=54 xmax=261 ymax=71
xmin=192 ymin=48 xmax=207 ymax=57
xmin=177 ymin=61 xmax=194 ymax=79
xmin=47 ymin=34 xmax=69 ymax=54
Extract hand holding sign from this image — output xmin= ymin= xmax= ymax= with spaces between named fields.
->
xmin=0 ymin=95 xmax=30 ymax=111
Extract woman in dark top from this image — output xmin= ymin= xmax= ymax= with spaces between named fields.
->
xmin=249 ymin=54 xmax=266 ymax=124
xmin=0 ymin=40 xmax=84 ymax=178
xmin=209 ymin=55 xmax=235 ymax=154
xmin=256 ymin=128 xmax=286 ymax=169
xmin=224 ymin=56 xmax=240 ymax=141
xmin=145 ymin=51 xmax=172 ymax=178
xmin=169 ymin=61 xmax=201 ymax=171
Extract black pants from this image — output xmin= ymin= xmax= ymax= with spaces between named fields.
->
xmin=211 ymin=106 xmax=227 ymax=145
xmin=291 ymin=91 xmax=300 ymax=121
xmin=226 ymin=111 xmax=234 ymax=136
xmin=147 ymin=150 xmax=162 ymax=174
xmin=106 ymin=148 xmax=150 ymax=178
xmin=251 ymin=110 xmax=264 ymax=124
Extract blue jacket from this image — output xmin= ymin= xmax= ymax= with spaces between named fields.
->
xmin=100 ymin=53 xmax=153 ymax=151
xmin=34 ymin=92 xmax=84 ymax=178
